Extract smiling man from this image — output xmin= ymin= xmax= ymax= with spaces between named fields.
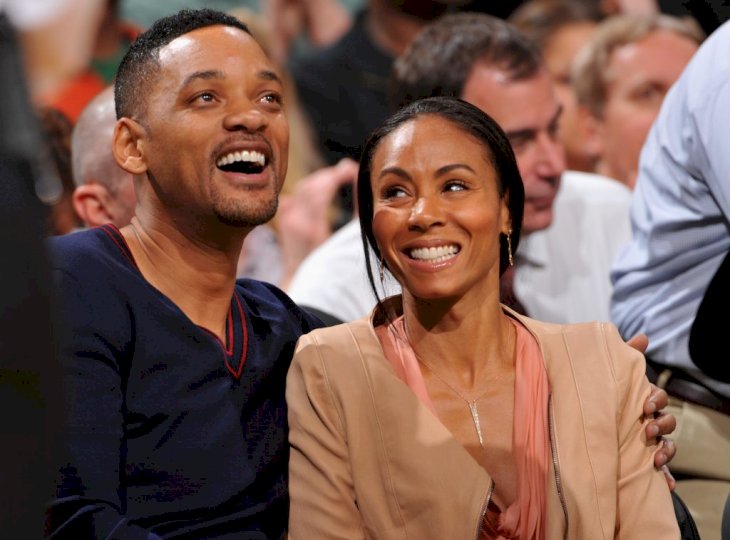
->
xmin=45 ymin=9 xmax=321 ymax=539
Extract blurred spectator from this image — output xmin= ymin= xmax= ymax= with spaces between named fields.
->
xmin=0 ymin=0 xmax=104 ymax=534
xmin=38 ymin=106 xmax=83 ymax=234
xmin=290 ymin=0 xmax=487 ymax=229
xmin=120 ymin=0 xmax=258 ymax=28
xmin=611 ymin=18 xmax=730 ymax=537
xmin=15 ymin=0 xmax=106 ymax=104
xmin=601 ymin=0 xmax=659 ymax=16
xmin=262 ymin=0 xmax=353 ymax=64
xmin=510 ymin=0 xmax=603 ymax=173
xmin=71 ymin=85 xmax=136 ymax=228
xmin=573 ymin=14 xmax=703 ymax=188
xmin=658 ymin=0 xmax=730 ymax=35
xmin=40 ymin=0 xmax=140 ymax=123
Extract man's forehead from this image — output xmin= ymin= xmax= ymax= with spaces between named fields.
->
xmin=462 ymin=66 xmax=557 ymax=127
xmin=158 ymin=25 xmax=268 ymax=70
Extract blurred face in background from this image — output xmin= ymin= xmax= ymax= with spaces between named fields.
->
xmin=594 ymin=29 xmax=697 ymax=188
xmin=462 ymin=66 xmax=564 ymax=234
xmin=543 ymin=21 xmax=598 ymax=173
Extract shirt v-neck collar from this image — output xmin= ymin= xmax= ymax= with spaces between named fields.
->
xmin=99 ymin=223 xmax=249 ymax=380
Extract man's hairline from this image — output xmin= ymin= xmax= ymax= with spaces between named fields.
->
xmin=120 ymin=24 xmax=272 ymax=124
xmin=119 ymin=22 xmax=256 ymax=122
xmin=459 ymin=64 xmax=561 ymax=140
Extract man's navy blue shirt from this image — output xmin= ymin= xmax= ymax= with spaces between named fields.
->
xmin=46 ymin=225 xmax=322 ymax=539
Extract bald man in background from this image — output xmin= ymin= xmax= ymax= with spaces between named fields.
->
xmin=71 ymin=85 xmax=136 ymax=228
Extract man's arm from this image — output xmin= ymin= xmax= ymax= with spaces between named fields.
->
xmin=46 ymin=269 xmax=160 ymax=539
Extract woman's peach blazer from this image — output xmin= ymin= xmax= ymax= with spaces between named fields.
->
xmin=287 ymin=299 xmax=679 ymax=539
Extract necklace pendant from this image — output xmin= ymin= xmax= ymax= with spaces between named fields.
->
xmin=469 ymin=401 xmax=484 ymax=448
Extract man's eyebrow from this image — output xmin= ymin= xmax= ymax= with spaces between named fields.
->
xmin=258 ymin=69 xmax=283 ymax=86
xmin=505 ymin=128 xmax=535 ymax=141
xmin=549 ymin=104 xmax=564 ymax=126
xmin=505 ymin=104 xmax=564 ymax=141
xmin=181 ymin=70 xmax=225 ymax=88
xmin=179 ymin=69 xmax=283 ymax=91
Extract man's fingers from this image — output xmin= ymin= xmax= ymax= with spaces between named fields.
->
xmin=645 ymin=410 xmax=677 ymax=439
xmin=627 ymin=332 xmax=649 ymax=354
xmin=661 ymin=465 xmax=676 ymax=491
xmin=644 ymin=384 xmax=668 ymax=415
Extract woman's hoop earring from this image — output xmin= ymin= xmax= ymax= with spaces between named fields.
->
xmin=507 ymin=230 xmax=514 ymax=267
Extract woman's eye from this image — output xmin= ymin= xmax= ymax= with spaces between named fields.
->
xmin=444 ymin=181 xmax=466 ymax=192
xmin=383 ymin=186 xmax=407 ymax=199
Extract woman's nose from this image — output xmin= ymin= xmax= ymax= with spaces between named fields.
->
xmin=407 ymin=195 xmax=444 ymax=231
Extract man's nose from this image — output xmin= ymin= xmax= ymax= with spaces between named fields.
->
xmin=223 ymin=101 xmax=268 ymax=132
xmin=534 ymin=132 xmax=565 ymax=178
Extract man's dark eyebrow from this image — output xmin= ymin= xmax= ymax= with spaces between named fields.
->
xmin=505 ymin=104 xmax=564 ymax=141
xmin=179 ymin=69 xmax=283 ymax=89
xmin=258 ymin=70 xmax=283 ymax=86
xmin=181 ymin=70 xmax=225 ymax=88
xmin=504 ymin=128 xmax=535 ymax=141
xmin=549 ymin=104 xmax=564 ymax=126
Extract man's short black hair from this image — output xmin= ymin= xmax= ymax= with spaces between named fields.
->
xmin=114 ymin=8 xmax=250 ymax=121
xmin=389 ymin=13 xmax=542 ymax=112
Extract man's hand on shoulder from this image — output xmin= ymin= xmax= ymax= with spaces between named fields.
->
xmin=628 ymin=332 xmax=677 ymax=490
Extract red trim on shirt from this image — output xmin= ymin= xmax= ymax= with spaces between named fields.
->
xmin=101 ymin=223 xmax=247 ymax=380
xmin=100 ymin=224 xmax=138 ymax=269
xmin=224 ymin=292 xmax=248 ymax=380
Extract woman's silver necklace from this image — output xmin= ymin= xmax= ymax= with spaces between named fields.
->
xmin=415 ymin=355 xmax=492 ymax=448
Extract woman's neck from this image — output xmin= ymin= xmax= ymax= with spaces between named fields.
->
xmin=401 ymin=290 xmax=515 ymax=387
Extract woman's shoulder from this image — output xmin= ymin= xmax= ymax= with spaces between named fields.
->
xmin=509 ymin=310 xmax=630 ymax=354
xmin=513 ymin=312 xmax=648 ymax=405
xmin=296 ymin=316 xmax=375 ymax=350
xmin=294 ymin=316 xmax=385 ymax=374
xmin=510 ymin=310 xmax=642 ymax=377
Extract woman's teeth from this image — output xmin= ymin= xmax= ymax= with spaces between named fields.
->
xmin=409 ymin=245 xmax=459 ymax=263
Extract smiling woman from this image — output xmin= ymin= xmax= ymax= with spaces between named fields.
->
xmin=287 ymin=96 xmax=679 ymax=539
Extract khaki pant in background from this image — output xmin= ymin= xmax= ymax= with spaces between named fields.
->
xmin=666 ymin=398 xmax=730 ymax=540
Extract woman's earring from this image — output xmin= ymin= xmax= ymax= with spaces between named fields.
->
xmin=378 ymin=257 xmax=386 ymax=284
xmin=507 ymin=230 xmax=514 ymax=267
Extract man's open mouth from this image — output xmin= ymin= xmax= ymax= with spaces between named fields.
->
xmin=216 ymin=150 xmax=268 ymax=174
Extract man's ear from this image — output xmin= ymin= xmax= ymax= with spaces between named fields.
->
xmin=72 ymin=184 xmax=115 ymax=228
xmin=113 ymin=118 xmax=147 ymax=175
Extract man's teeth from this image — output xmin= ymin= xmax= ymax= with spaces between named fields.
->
xmin=409 ymin=245 xmax=459 ymax=262
xmin=216 ymin=150 xmax=266 ymax=167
